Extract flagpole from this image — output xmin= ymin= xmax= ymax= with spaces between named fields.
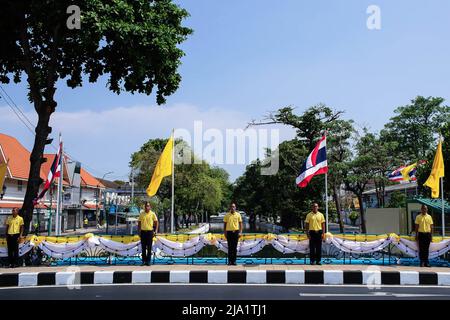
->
xmin=442 ymin=177 xmax=445 ymax=237
xmin=171 ymin=129 xmax=175 ymax=234
xmin=325 ymin=173 xmax=329 ymax=233
xmin=56 ymin=133 xmax=63 ymax=236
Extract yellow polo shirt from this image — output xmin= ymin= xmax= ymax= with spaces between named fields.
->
xmin=6 ymin=215 xmax=24 ymax=235
xmin=223 ymin=212 xmax=242 ymax=231
xmin=138 ymin=210 xmax=158 ymax=231
xmin=305 ymin=212 xmax=325 ymax=231
xmin=415 ymin=213 xmax=433 ymax=233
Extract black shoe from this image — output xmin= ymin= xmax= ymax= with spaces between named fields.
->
xmin=316 ymin=262 xmax=322 ymax=266
xmin=310 ymin=261 xmax=314 ymax=265
xmin=232 ymin=262 xmax=237 ymax=266
xmin=425 ymin=263 xmax=431 ymax=268
xmin=420 ymin=262 xmax=424 ymax=267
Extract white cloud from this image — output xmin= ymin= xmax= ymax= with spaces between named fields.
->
xmin=0 ymin=104 xmax=296 ymax=182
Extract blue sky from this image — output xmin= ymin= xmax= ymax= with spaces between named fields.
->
xmin=2 ymin=0 xmax=450 ymax=182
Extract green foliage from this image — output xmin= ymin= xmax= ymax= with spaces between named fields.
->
xmin=387 ymin=191 xmax=406 ymax=208
xmin=130 ymin=138 xmax=232 ymax=221
xmin=235 ymin=105 xmax=349 ymax=230
xmin=348 ymin=211 xmax=359 ymax=220
xmin=0 ymin=0 xmax=192 ymax=232
xmin=416 ymin=121 xmax=450 ymax=198
xmin=381 ymin=96 xmax=450 ymax=161
xmin=0 ymin=0 xmax=192 ymax=104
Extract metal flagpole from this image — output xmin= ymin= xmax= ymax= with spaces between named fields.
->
xmin=55 ymin=133 xmax=63 ymax=236
xmin=442 ymin=177 xmax=445 ymax=237
xmin=325 ymin=173 xmax=329 ymax=233
xmin=170 ymin=129 xmax=175 ymax=234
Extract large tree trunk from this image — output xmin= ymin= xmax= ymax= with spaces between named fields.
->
xmin=332 ymin=184 xmax=344 ymax=233
xmin=357 ymin=194 xmax=367 ymax=233
xmin=22 ymin=110 xmax=53 ymax=234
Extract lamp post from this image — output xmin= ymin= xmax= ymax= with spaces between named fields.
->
xmin=100 ymin=171 xmax=113 ymax=233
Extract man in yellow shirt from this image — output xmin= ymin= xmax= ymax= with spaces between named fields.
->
xmin=415 ymin=204 xmax=433 ymax=267
xmin=305 ymin=203 xmax=325 ymax=265
xmin=138 ymin=202 xmax=159 ymax=266
xmin=223 ymin=203 xmax=243 ymax=266
xmin=4 ymin=207 xmax=24 ymax=268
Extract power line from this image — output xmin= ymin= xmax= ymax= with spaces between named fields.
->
xmin=0 ymin=85 xmax=35 ymax=129
xmin=0 ymin=85 xmax=112 ymax=178
xmin=0 ymin=90 xmax=35 ymax=135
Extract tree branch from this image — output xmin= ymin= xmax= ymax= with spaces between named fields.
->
xmin=18 ymin=13 xmax=42 ymax=110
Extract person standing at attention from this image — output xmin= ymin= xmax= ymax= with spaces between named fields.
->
xmin=415 ymin=204 xmax=433 ymax=267
xmin=138 ymin=202 xmax=159 ymax=266
xmin=305 ymin=203 xmax=326 ymax=265
xmin=223 ymin=203 xmax=243 ymax=266
xmin=4 ymin=207 xmax=24 ymax=268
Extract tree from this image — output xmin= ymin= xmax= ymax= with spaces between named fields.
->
xmin=326 ymin=119 xmax=354 ymax=232
xmin=416 ymin=121 xmax=450 ymax=199
xmin=235 ymin=105 xmax=348 ymax=231
xmin=387 ymin=191 xmax=406 ymax=208
xmin=0 ymin=0 xmax=192 ymax=232
xmin=382 ymin=96 xmax=450 ymax=160
xmin=130 ymin=138 xmax=231 ymax=229
xmin=343 ymin=129 xmax=380 ymax=233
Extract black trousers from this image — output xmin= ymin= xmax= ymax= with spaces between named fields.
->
xmin=6 ymin=234 xmax=20 ymax=266
xmin=418 ymin=232 xmax=432 ymax=264
xmin=226 ymin=231 xmax=239 ymax=263
xmin=140 ymin=230 xmax=154 ymax=264
xmin=309 ymin=230 xmax=323 ymax=263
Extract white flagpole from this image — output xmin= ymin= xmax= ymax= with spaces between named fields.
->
xmin=325 ymin=173 xmax=329 ymax=233
xmin=442 ymin=177 xmax=445 ymax=237
xmin=55 ymin=133 xmax=63 ymax=236
xmin=170 ymin=130 xmax=175 ymax=234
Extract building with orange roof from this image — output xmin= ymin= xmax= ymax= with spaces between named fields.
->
xmin=0 ymin=133 xmax=105 ymax=234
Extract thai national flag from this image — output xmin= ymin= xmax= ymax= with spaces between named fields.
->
xmin=33 ymin=142 xmax=62 ymax=204
xmin=388 ymin=166 xmax=408 ymax=182
xmin=296 ymin=135 xmax=328 ymax=188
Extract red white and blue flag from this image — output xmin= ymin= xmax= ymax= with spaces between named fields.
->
xmin=296 ymin=135 xmax=328 ymax=188
xmin=33 ymin=142 xmax=62 ymax=205
xmin=388 ymin=165 xmax=415 ymax=182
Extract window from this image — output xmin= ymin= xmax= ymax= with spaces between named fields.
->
xmin=18 ymin=180 xmax=23 ymax=192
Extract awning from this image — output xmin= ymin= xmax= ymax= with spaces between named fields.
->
xmin=410 ymin=198 xmax=450 ymax=214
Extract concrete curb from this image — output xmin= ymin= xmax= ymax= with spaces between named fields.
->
xmin=1 ymin=270 xmax=450 ymax=288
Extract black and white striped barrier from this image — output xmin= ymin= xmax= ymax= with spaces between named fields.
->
xmin=1 ymin=270 xmax=450 ymax=287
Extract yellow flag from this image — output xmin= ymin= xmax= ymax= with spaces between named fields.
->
xmin=400 ymin=162 xmax=417 ymax=181
xmin=146 ymin=136 xmax=173 ymax=197
xmin=424 ymin=139 xmax=445 ymax=198
xmin=0 ymin=161 xmax=7 ymax=192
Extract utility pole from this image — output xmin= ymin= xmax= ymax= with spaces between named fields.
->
xmin=131 ymin=168 xmax=134 ymax=204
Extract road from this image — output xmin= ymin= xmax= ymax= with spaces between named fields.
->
xmin=1 ymin=284 xmax=450 ymax=300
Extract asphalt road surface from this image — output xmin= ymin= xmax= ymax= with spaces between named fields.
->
xmin=1 ymin=284 xmax=450 ymax=300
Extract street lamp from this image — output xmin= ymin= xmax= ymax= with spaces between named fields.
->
xmin=100 ymin=171 xmax=113 ymax=233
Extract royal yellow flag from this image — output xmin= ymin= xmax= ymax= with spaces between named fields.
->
xmin=400 ymin=162 xmax=417 ymax=181
xmin=0 ymin=161 xmax=7 ymax=192
xmin=424 ymin=139 xmax=445 ymax=198
xmin=146 ymin=136 xmax=173 ymax=197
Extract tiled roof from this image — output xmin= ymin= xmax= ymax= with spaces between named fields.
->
xmin=0 ymin=133 xmax=43 ymax=180
xmin=81 ymin=168 xmax=105 ymax=188
xmin=0 ymin=133 xmax=101 ymax=189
